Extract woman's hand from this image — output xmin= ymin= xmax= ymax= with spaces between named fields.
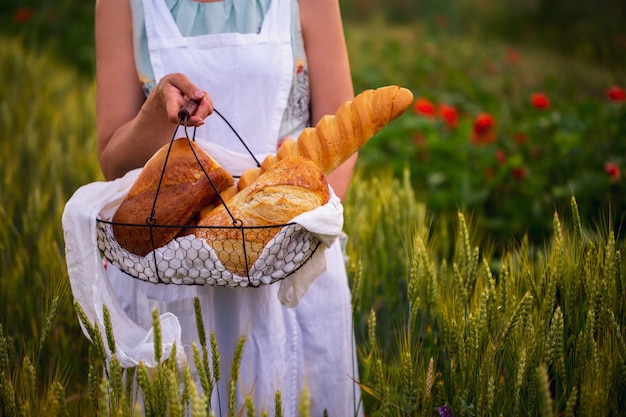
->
xmin=96 ymin=1 xmax=218 ymax=179
xmin=97 ymin=72 xmax=213 ymax=180
xmin=146 ymin=73 xmax=214 ymax=127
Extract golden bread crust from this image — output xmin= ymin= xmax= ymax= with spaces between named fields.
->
xmin=112 ymin=138 xmax=234 ymax=256
xmin=194 ymin=156 xmax=329 ymax=275
xmin=235 ymin=85 xmax=414 ymax=187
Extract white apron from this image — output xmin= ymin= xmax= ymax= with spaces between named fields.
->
xmin=107 ymin=0 xmax=362 ymax=415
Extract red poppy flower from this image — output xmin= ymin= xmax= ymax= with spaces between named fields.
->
xmin=512 ymin=167 xmax=528 ymax=180
xmin=13 ymin=8 xmax=34 ymax=24
xmin=531 ymin=92 xmax=550 ymax=110
xmin=605 ymin=162 xmax=621 ymax=180
xmin=413 ymin=97 xmax=436 ymax=117
xmin=514 ymin=132 xmax=529 ymax=145
xmin=439 ymin=104 xmax=458 ymax=128
xmin=473 ymin=113 xmax=494 ymax=134
xmin=471 ymin=113 xmax=496 ymax=145
xmin=471 ymin=131 xmax=496 ymax=146
xmin=506 ymin=48 xmax=520 ymax=65
xmin=607 ymin=86 xmax=626 ymax=102
xmin=496 ymin=149 xmax=507 ymax=164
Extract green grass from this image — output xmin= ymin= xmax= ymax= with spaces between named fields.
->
xmin=346 ymin=19 xmax=626 ymax=247
xmin=345 ymin=173 xmax=626 ymax=416
xmin=1 ymin=23 xmax=626 ymax=416
xmin=0 ymin=36 xmax=100 ymax=414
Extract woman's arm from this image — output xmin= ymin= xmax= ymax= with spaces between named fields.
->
xmin=299 ymin=0 xmax=356 ymax=201
xmin=95 ymin=0 xmax=212 ymax=180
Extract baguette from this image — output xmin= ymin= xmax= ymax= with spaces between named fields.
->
xmin=235 ymin=85 xmax=414 ymax=190
xmin=194 ymin=156 xmax=329 ymax=275
xmin=297 ymin=85 xmax=414 ymax=173
xmin=112 ymin=138 xmax=234 ymax=256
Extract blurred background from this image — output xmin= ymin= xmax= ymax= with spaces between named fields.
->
xmin=1 ymin=1 xmax=625 ymax=414
xmin=1 ymin=0 xmax=625 ymax=77
xmin=344 ymin=0 xmax=626 ymax=71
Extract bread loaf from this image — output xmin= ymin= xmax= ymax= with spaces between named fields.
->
xmin=297 ymin=85 xmax=414 ymax=173
xmin=235 ymin=85 xmax=414 ymax=190
xmin=112 ymin=138 xmax=234 ymax=256
xmin=237 ymin=166 xmax=262 ymax=190
xmin=194 ymin=156 xmax=329 ymax=275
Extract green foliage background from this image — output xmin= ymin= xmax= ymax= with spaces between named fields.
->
xmin=0 ymin=1 xmax=625 ymax=415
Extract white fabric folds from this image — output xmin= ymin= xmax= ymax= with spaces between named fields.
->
xmin=62 ymin=146 xmax=343 ymax=366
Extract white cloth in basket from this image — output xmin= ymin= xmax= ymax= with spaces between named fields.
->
xmin=62 ymin=140 xmax=343 ymax=367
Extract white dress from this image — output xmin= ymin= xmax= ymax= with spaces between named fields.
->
xmin=105 ymin=0 xmax=362 ymax=415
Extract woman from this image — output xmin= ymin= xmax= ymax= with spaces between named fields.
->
xmin=94 ymin=0 xmax=361 ymax=415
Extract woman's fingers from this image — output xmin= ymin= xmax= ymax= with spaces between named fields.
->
xmin=187 ymin=90 xmax=213 ymax=126
xmin=158 ymin=73 xmax=213 ymax=126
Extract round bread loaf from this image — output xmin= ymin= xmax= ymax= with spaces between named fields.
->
xmin=112 ymin=138 xmax=234 ymax=256
xmin=194 ymin=155 xmax=329 ymax=275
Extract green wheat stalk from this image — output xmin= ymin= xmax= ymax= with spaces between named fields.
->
xmin=166 ymin=362 xmax=184 ymax=417
xmin=87 ymin=345 xmax=101 ymax=414
xmin=194 ymin=295 xmax=215 ymax=408
xmin=192 ymin=342 xmax=211 ymax=403
xmin=486 ymin=374 xmax=495 ymax=416
xmin=181 ymin=362 xmax=193 ymax=411
xmin=458 ymin=212 xmax=472 ymax=274
xmin=453 ymin=262 xmax=469 ymax=311
xmin=570 ymin=195 xmax=584 ymax=242
xmin=513 ymin=347 xmax=528 ymax=417
xmin=0 ymin=323 xmax=17 ymax=416
xmin=609 ymin=243 xmax=621 ymax=316
xmin=547 ymin=306 xmax=566 ymax=379
xmin=74 ymin=301 xmax=107 ymax=360
xmin=400 ymin=350 xmax=415 ymax=406
xmin=125 ymin=366 xmax=137 ymax=412
xmin=502 ymin=292 xmax=534 ymax=345
xmin=228 ymin=335 xmax=246 ymax=417
xmin=228 ymin=379 xmax=237 ymax=417
xmin=103 ymin=305 xmax=116 ymax=355
xmin=137 ymin=362 xmax=153 ymax=416
xmin=50 ymin=380 xmax=70 ymax=417
xmin=108 ymin=356 xmax=124 ymax=412
xmin=298 ymin=386 xmax=311 ymax=417
xmin=21 ymin=354 xmax=37 ymax=415
xmin=424 ymin=356 xmax=435 ymax=410
xmin=563 ymin=386 xmax=578 ymax=417
xmin=98 ymin=371 xmax=112 ymax=417
xmin=537 ymin=363 xmax=554 ymax=417
xmin=37 ymin=294 xmax=61 ymax=364
xmin=368 ymin=308 xmax=377 ymax=353
xmin=500 ymin=258 xmax=510 ymax=320
xmin=373 ymin=357 xmax=390 ymax=414
xmin=152 ymin=309 xmax=162 ymax=365
xmin=350 ymin=258 xmax=363 ymax=313
xmin=210 ymin=331 xmax=222 ymax=411
xmin=274 ymin=390 xmax=283 ymax=417
xmin=245 ymin=394 xmax=255 ymax=417
xmin=184 ymin=363 xmax=210 ymax=417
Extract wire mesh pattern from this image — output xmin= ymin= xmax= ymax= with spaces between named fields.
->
xmin=95 ymin=107 xmax=323 ymax=287
xmin=96 ymin=220 xmax=321 ymax=286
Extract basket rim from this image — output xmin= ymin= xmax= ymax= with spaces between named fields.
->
xmin=96 ymin=217 xmax=299 ymax=230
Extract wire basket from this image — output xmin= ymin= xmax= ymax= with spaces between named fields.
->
xmin=95 ymin=103 xmax=323 ymax=287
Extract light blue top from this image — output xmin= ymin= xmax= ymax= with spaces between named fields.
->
xmin=129 ymin=0 xmax=310 ymax=141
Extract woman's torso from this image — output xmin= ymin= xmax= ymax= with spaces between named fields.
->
xmin=129 ymin=0 xmax=310 ymax=145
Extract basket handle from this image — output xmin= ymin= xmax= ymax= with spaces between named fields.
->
xmin=178 ymin=100 xmax=200 ymax=122
xmin=178 ymin=100 xmax=262 ymax=168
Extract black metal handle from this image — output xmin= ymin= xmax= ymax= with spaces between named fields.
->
xmin=178 ymin=100 xmax=200 ymax=122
